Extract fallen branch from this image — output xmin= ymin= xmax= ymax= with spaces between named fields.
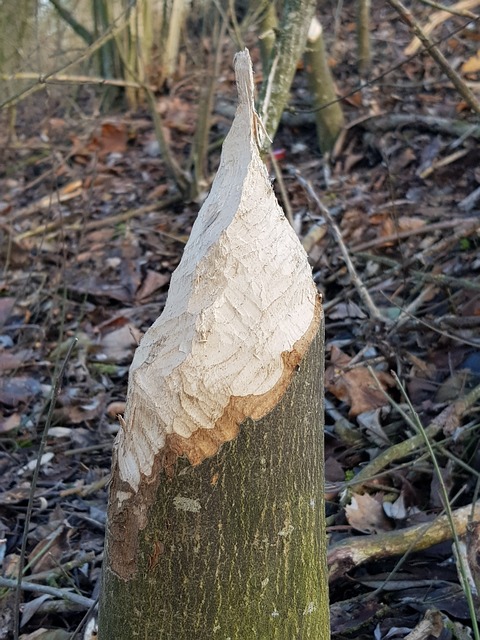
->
xmin=329 ymin=500 xmax=480 ymax=581
xmin=0 ymin=577 xmax=94 ymax=609
xmin=26 ymin=552 xmax=96 ymax=582
xmin=351 ymin=217 xmax=479 ymax=253
xmin=361 ymin=114 xmax=480 ymax=139
xmin=1 ymin=71 xmax=153 ymax=90
xmin=10 ymin=197 xmax=183 ymax=243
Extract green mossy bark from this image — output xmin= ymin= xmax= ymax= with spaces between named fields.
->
xmin=257 ymin=0 xmax=317 ymax=150
xmin=99 ymin=328 xmax=328 ymax=639
xmin=357 ymin=0 xmax=372 ymax=75
xmin=305 ymin=20 xmax=345 ymax=154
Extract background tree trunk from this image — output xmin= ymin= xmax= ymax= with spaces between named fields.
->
xmin=305 ymin=16 xmax=345 ymax=154
xmin=257 ymin=0 xmax=318 ymax=150
xmin=98 ymin=49 xmax=329 ymax=640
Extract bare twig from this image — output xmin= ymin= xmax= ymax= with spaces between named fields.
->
xmin=1 ymin=577 xmax=94 ymax=609
xmin=395 ymin=283 xmax=437 ymax=328
xmin=459 ymin=185 xmax=480 ymax=212
xmin=386 ymin=302 xmax=480 ymax=349
xmin=361 ymin=114 xmax=480 ymax=139
xmin=409 ymin=0 xmax=480 ymax=54
xmin=11 ymin=197 xmax=183 ymax=243
xmin=386 ymin=0 xmax=480 ymax=114
xmin=418 ymin=147 xmax=470 ymax=179
xmin=292 ymin=169 xmax=386 ymax=323
xmin=351 ymin=382 xmax=480 ymax=488
xmin=351 ymin=217 xmax=479 ymax=253
xmin=26 ymin=552 xmax=96 ymax=583
xmin=419 ymin=0 xmax=479 ymax=19
xmin=13 ymin=338 xmax=78 ymax=640
xmin=356 ymin=253 xmax=480 ymax=293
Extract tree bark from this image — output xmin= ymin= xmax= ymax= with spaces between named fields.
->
xmin=98 ymin=49 xmax=328 ymax=640
xmin=257 ymin=0 xmax=318 ymax=150
xmin=305 ymin=17 xmax=345 ymax=153
xmin=357 ymin=0 xmax=372 ymax=75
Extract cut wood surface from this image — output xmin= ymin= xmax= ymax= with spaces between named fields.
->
xmin=115 ymin=48 xmax=320 ymax=498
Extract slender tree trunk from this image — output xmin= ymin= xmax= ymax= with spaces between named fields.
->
xmin=305 ymin=17 xmax=345 ymax=153
xmin=98 ymin=49 xmax=329 ymax=640
xmin=257 ymin=0 xmax=318 ymax=150
xmin=357 ymin=0 xmax=372 ymax=75
xmin=258 ymin=1 xmax=278 ymax=73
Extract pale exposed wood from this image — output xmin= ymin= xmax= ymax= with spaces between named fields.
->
xmin=116 ymin=49 xmax=319 ymax=497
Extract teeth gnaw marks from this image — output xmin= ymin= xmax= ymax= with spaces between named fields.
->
xmin=115 ymin=50 xmax=319 ymax=492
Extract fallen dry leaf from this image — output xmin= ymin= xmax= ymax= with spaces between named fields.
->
xmin=383 ymin=491 xmax=421 ymax=520
xmin=135 ymin=269 xmax=170 ymax=301
xmin=27 ymin=525 xmax=69 ymax=573
xmin=325 ymin=346 xmax=394 ymax=416
xmin=0 ymin=297 xmax=15 ymax=324
xmin=345 ymin=492 xmax=393 ymax=533
xmin=88 ymin=121 xmax=128 ymax=156
xmin=328 ymin=301 xmax=367 ymax=320
xmin=0 ymin=412 xmax=21 ymax=433
xmin=0 ymin=349 xmax=34 ymax=373
xmin=0 ymin=376 xmax=43 ymax=407
xmin=378 ymin=215 xmax=426 ymax=242
xmin=107 ymin=401 xmax=126 ymax=418
xmin=54 ymin=393 xmax=107 ymax=425
xmin=462 ymin=50 xmax=480 ymax=74
xmin=99 ymin=324 xmax=142 ymax=363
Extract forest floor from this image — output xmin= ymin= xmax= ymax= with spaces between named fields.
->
xmin=1 ymin=1 xmax=480 ymax=639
